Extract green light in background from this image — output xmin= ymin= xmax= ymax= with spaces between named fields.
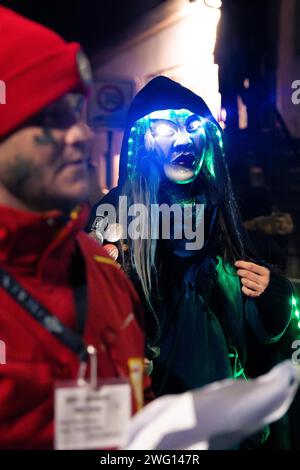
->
xmin=291 ymin=295 xmax=300 ymax=331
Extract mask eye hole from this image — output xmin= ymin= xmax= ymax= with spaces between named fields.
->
xmin=152 ymin=122 xmax=175 ymax=137
xmin=186 ymin=116 xmax=204 ymax=133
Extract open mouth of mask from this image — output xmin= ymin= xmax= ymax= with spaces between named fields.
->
xmin=170 ymin=152 xmax=196 ymax=169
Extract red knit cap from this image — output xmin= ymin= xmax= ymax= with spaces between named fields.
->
xmin=0 ymin=6 xmax=91 ymax=138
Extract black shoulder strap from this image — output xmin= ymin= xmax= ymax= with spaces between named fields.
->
xmin=74 ymin=284 xmax=88 ymax=336
xmin=70 ymin=242 xmax=88 ymax=337
xmin=0 ymin=266 xmax=89 ymax=361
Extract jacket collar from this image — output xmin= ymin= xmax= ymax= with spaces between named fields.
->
xmin=0 ymin=204 xmax=89 ymax=282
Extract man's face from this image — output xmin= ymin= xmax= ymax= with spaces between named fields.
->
xmin=144 ymin=109 xmax=206 ymax=184
xmin=0 ymin=93 xmax=94 ymax=212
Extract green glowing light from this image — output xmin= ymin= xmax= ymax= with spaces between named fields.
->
xmin=205 ymin=144 xmax=215 ymax=179
xmin=207 ymin=159 xmax=215 ymax=178
xmin=290 ymin=294 xmax=300 ymax=330
xmin=235 ymin=368 xmax=245 ymax=378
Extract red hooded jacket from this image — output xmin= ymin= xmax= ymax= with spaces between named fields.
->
xmin=0 ymin=204 xmax=150 ymax=449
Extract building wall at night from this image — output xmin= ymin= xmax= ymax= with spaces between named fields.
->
xmin=277 ymin=0 xmax=300 ymax=138
xmin=90 ymin=0 xmax=221 ymax=189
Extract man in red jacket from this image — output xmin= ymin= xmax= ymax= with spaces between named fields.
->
xmin=0 ymin=6 xmax=150 ymax=449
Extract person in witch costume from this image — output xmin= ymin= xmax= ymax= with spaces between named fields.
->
xmin=89 ymin=76 xmax=292 ymax=399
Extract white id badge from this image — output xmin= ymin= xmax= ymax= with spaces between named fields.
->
xmin=54 ymin=346 xmax=131 ymax=450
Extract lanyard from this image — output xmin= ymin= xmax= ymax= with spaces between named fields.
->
xmin=0 ymin=266 xmax=89 ymax=362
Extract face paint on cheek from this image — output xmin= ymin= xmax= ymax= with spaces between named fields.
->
xmin=34 ymin=127 xmax=57 ymax=146
xmin=1 ymin=153 xmax=64 ymax=211
xmin=0 ymin=154 xmax=42 ymax=203
xmin=34 ymin=128 xmax=65 ymax=164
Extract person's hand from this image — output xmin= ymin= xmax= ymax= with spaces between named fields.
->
xmin=235 ymin=260 xmax=270 ymax=297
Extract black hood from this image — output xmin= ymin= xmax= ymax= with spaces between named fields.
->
xmin=118 ymin=75 xmax=221 ymax=187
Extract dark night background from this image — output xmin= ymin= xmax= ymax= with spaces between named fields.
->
xmin=0 ymin=0 xmax=167 ymax=54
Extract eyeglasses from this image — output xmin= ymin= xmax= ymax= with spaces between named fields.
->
xmin=26 ymin=93 xmax=85 ymax=130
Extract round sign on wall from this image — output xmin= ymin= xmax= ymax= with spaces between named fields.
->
xmin=88 ymin=77 xmax=135 ymax=129
xmin=97 ymin=85 xmax=125 ymax=112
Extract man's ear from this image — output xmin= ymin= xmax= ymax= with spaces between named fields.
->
xmin=144 ymin=129 xmax=155 ymax=152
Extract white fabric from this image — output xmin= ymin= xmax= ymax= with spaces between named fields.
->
xmin=125 ymin=360 xmax=300 ymax=450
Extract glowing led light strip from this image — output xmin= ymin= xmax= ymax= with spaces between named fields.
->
xmin=291 ymin=295 xmax=300 ymax=330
